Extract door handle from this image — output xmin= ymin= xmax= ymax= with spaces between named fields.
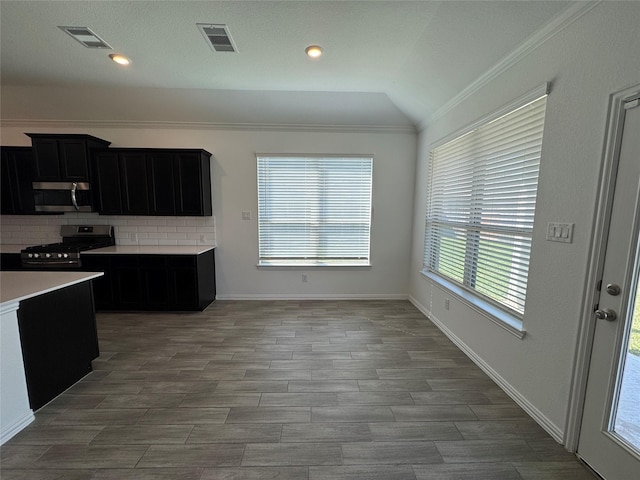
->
xmin=595 ymin=308 xmax=617 ymax=321
xmin=71 ymin=182 xmax=79 ymax=211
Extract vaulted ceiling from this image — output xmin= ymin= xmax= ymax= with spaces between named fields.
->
xmin=0 ymin=1 xmax=579 ymax=130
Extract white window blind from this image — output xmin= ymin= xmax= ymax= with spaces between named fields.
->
xmin=423 ymin=94 xmax=547 ymax=317
xmin=257 ymin=155 xmax=373 ymax=266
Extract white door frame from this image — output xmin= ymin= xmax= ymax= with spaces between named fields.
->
xmin=565 ymin=83 xmax=640 ymax=452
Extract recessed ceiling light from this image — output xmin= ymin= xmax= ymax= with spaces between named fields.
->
xmin=305 ymin=45 xmax=323 ymax=58
xmin=109 ymin=54 xmax=131 ymax=66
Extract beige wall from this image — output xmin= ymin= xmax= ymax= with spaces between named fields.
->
xmin=1 ymin=126 xmax=416 ymax=299
xmin=409 ymin=1 xmax=640 ymax=442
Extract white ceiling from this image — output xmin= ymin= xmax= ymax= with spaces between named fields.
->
xmin=0 ymin=1 xmax=577 ymax=129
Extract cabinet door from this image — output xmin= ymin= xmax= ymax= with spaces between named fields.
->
xmin=1 ymin=151 xmax=16 ymax=214
xmin=175 ymin=152 xmax=210 ymax=215
xmin=12 ymin=148 xmax=36 ymax=213
xmin=1 ymin=147 xmax=35 ymax=215
xmin=196 ymin=249 xmax=216 ymax=309
xmin=32 ymin=138 xmax=61 ymax=181
xmin=120 ymin=152 xmax=149 ymax=215
xmin=168 ymin=256 xmax=198 ymax=310
xmin=0 ymin=253 xmax=22 ymax=271
xmin=140 ymin=256 xmax=170 ymax=309
xmin=147 ymin=152 xmax=176 ymax=215
xmin=113 ymin=257 xmax=142 ymax=308
xmin=82 ymin=255 xmax=113 ymax=310
xmin=59 ymin=139 xmax=89 ymax=181
xmin=94 ymin=152 xmax=123 ymax=214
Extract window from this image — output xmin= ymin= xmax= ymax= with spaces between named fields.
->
xmin=257 ymin=155 xmax=373 ymax=266
xmin=423 ymin=89 xmax=548 ymax=318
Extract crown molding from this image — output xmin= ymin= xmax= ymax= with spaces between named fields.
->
xmin=0 ymin=118 xmax=417 ymax=135
xmin=420 ymin=1 xmax=602 ymax=131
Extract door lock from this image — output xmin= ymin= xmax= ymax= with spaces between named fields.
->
xmin=605 ymin=283 xmax=621 ymax=296
xmin=595 ymin=308 xmax=617 ymax=322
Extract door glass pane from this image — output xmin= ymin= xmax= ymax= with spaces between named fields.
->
xmin=613 ymin=270 xmax=640 ymax=451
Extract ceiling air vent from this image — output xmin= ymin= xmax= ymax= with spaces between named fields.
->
xmin=58 ymin=26 xmax=112 ymax=49
xmin=197 ymin=24 xmax=237 ymax=53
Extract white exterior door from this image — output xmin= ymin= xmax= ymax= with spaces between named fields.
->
xmin=578 ymin=91 xmax=640 ymax=479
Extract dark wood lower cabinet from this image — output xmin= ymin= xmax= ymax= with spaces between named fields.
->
xmin=0 ymin=253 xmax=22 ymax=271
xmin=17 ymin=281 xmax=99 ymax=410
xmin=113 ymin=256 xmax=142 ymax=309
xmin=82 ymin=250 xmax=215 ymax=311
xmin=81 ymin=255 xmax=113 ymax=309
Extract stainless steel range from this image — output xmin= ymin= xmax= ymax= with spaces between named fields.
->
xmin=21 ymin=225 xmax=115 ymax=268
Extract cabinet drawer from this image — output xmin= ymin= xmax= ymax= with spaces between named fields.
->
xmin=167 ymin=255 xmax=196 ymax=268
xmin=139 ymin=255 xmax=167 ymax=268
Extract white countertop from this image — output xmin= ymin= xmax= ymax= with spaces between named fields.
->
xmin=0 ymin=245 xmax=31 ymax=254
xmin=0 ymin=271 xmax=103 ymax=306
xmin=84 ymin=245 xmax=215 ymax=255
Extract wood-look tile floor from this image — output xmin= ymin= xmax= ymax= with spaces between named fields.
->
xmin=1 ymin=300 xmax=597 ymax=479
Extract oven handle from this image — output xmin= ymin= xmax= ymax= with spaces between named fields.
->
xmin=71 ymin=182 xmax=79 ymax=211
xmin=22 ymin=260 xmax=78 ymax=266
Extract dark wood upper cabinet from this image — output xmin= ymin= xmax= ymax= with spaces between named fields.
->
xmin=93 ymin=148 xmax=212 ymax=216
xmin=147 ymin=151 xmax=177 ymax=215
xmin=27 ymin=134 xmax=111 ymax=182
xmin=1 ymin=146 xmax=35 ymax=215
xmin=174 ymin=151 xmax=212 ymax=216
xmin=93 ymin=151 xmax=123 ymax=215
xmin=120 ymin=152 xmax=150 ymax=214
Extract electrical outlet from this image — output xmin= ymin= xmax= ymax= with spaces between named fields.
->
xmin=242 ymin=211 xmax=252 ymax=220
xmin=131 ymin=232 xmax=138 ymax=243
xmin=301 ymin=274 xmax=308 ymax=283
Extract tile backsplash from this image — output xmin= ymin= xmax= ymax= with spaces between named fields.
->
xmin=0 ymin=213 xmax=216 ymax=246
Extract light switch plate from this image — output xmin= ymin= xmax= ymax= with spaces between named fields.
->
xmin=242 ymin=211 xmax=252 ymax=220
xmin=546 ymin=222 xmax=574 ymax=243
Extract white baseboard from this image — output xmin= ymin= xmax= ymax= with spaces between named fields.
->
xmin=408 ymin=295 xmax=565 ymax=444
xmin=215 ymin=293 xmax=410 ymax=301
xmin=1 ymin=411 xmax=34 ymax=446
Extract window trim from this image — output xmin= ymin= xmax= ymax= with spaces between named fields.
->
xmin=421 ymin=269 xmax=526 ymax=338
xmin=256 ymin=153 xmax=374 ymax=267
xmin=429 ymin=83 xmax=549 ymax=151
xmin=421 ymin=83 xmax=550 ymax=330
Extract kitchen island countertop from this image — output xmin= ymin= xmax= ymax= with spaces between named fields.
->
xmin=0 ymin=271 xmax=103 ymax=307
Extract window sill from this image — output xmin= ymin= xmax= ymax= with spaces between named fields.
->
xmin=258 ymin=260 xmax=371 ymax=268
xmin=420 ymin=269 xmax=526 ymax=339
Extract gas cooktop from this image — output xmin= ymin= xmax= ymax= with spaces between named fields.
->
xmin=21 ymin=225 xmax=115 ymax=268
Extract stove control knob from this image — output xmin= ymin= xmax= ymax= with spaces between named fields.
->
xmin=63 ymin=253 xmax=69 ymax=258
xmin=57 ymin=253 xmax=63 ymax=258
xmin=45 ymin=253 xmax=52 ymax=258
xmin=28 ymin=253 xmax=33 ymax=258
xmin=34 ymin=253 xmax=40 ymax=258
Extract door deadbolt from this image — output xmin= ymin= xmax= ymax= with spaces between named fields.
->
xmin=595 ymin=308 xmax=617 ymax=322
xmin=606 ymin=283 xmax=621 ymax=296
